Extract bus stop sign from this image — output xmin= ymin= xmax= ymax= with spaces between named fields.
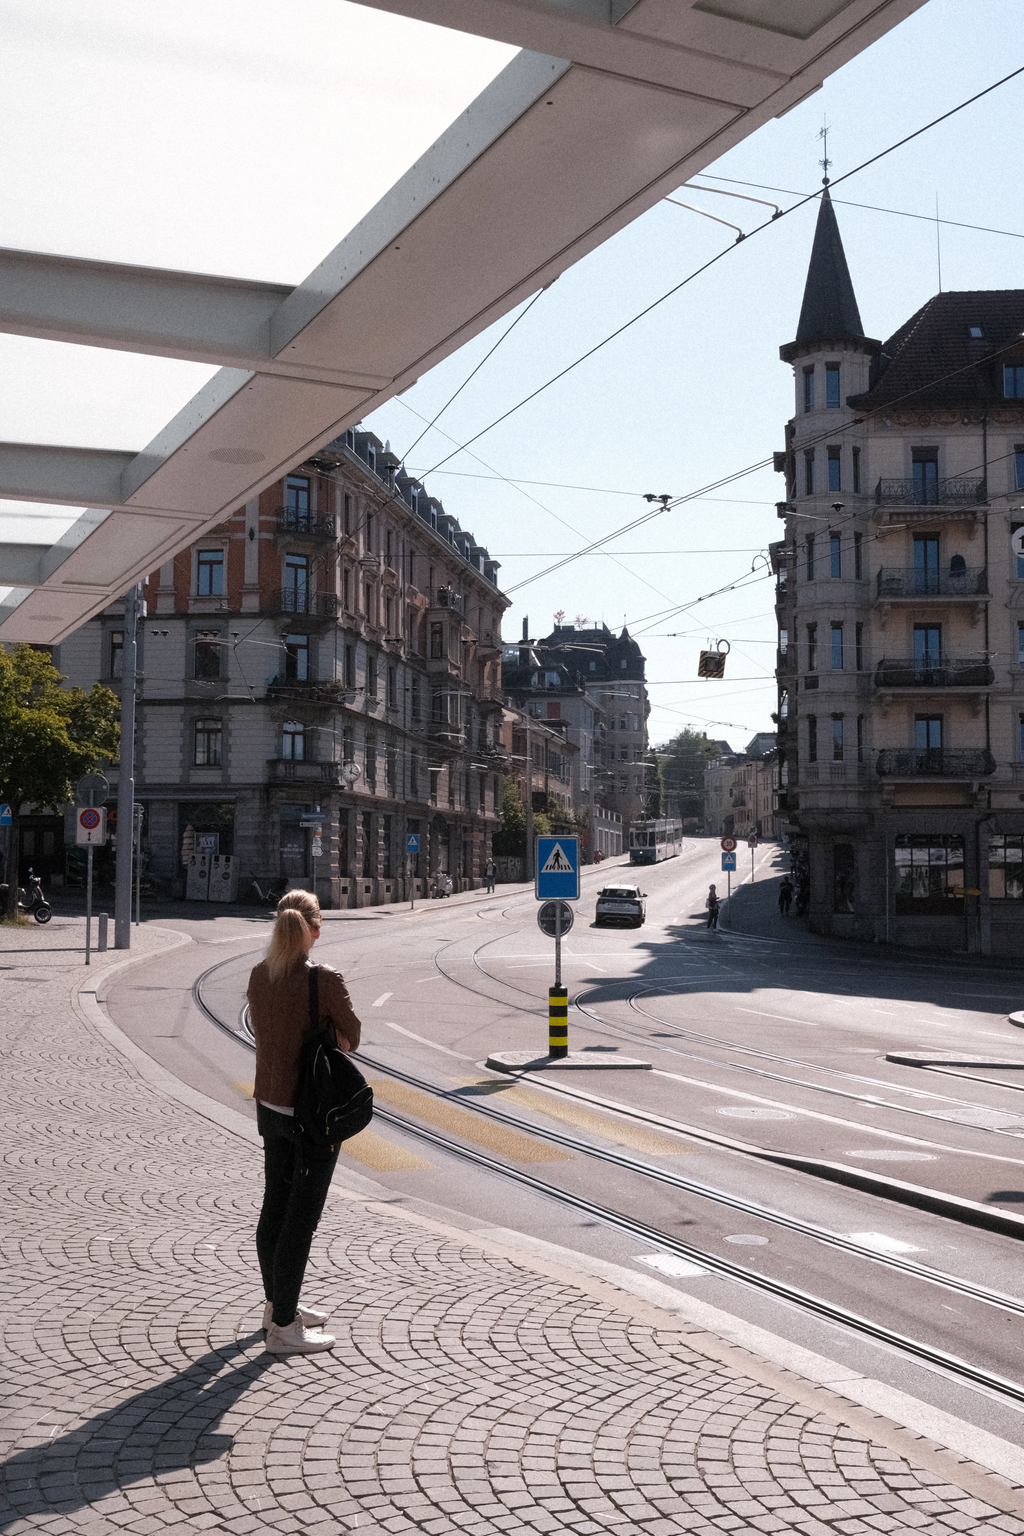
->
xmin=536 ymin=836 xmax=579 ymax=900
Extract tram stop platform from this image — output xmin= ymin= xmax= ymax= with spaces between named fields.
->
xmin=2 ymin=916 xmax=1024 ymax=1536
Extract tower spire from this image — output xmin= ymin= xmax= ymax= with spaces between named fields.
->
xmin=791 ymin=186 xmax=864 ymax=348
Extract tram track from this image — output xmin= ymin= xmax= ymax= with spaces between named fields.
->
xmin=189 ymin=953 xmax=1024 ymax=1412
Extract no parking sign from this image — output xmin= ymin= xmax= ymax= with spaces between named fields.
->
xmin=76 ymin=807 xmax=107 ymax=846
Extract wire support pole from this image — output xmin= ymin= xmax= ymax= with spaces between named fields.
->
xmin=114 ymin=584 xmax=140 ymax=949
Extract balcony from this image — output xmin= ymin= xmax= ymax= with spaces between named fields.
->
xmin=876 ymin=748 xmax=996 ymax=778
xmin=801 ymin=763 xmax=869 ymax=785
xmin=874 ymin=477 xmax=986 ymax=507
xmin=276 ymin=510 xmax=336 ymax=540
xmin=266 ymin=675 xmax=349 ymax=703
xmin=267 ymin=758 xmax=344 ymax=785
xmin=873 ymin=656 xmax=993 ymax=689
xmin=268 ymin=590 xmax=340 ymax=622
xmin=875 ymin=567 xmax=987 ymax=599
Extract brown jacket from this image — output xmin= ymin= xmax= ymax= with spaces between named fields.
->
xmin=248 ymin=958 xmax=362 ymax=1109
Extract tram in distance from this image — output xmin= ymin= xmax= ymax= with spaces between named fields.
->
xmin=628 ymin=818 xmax=683 ymax=864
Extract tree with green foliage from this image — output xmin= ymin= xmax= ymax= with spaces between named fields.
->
xmin=0 ymin=645 xmax=120 ymax=917
xmin=492 ymin=772 xmax=526 ymax=857
xmin=658 ymin=728 xmax=723 ymax=822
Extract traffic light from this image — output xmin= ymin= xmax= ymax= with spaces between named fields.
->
xmin=698 ymin=649 xmax=727 ymax=679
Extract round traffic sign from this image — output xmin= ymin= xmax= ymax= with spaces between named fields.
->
xmin=79 ymin=808 xmax=101 ymax=830
xmin=537 ymin=900 xmax=574 ymax=938
xmin=75 ymin=772 xmax=109 ymax=806
xmin=720 ymin=836 xmax=737 ymax=852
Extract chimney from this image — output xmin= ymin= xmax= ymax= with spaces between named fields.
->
xmin=519 ymin=616 xmax=530 ymax=668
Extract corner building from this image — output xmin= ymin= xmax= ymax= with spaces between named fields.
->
xmin=57 ymin=430 xmax=509 ymax=906
xmin=774 ymin=189 xmax=1024 ymax=954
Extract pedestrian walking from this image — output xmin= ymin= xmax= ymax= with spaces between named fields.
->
xmin=706 ymin=883 xmax=720 ymax=930
xmin=778 ymin=877 xmax=793 ymax=916
xmin=484 ymin=858 xmax=496 ymax=894
xmin=247 ymin=890 xmax=363 ymax=1355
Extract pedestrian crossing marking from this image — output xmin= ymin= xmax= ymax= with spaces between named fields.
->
xmin=540 ymin=842 xmax=575 ymax=875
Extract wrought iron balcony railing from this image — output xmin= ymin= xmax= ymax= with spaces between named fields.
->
xmin=267 ymin=758 xmax=345 ymax=784
xmin=876 ymin=748 xmax=996 ymax=778
xmin=269 ymin=590 xmax=340 ymax=619
xmin=874 ymin=656 xmax=993 ymax=689
xmin=874 ymin=477 xmax=986 ymax=506
xmin=875 ymin=566 xmax=988 ymax=598
xmin=266 ymin=675 xmax=349 ymax=701
xmin=276 ymin=510 xmax=336 ymax=539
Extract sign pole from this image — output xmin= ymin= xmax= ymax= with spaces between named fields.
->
xmin=727 ymin=868 xmax=731 ymax=923
xmin=409 ymin=855 xmax=414 ymax=911
xmin=554 ymin=894 xmax=562 ymax=990
xmin=86 ymin=845 xmax=93 ymax=965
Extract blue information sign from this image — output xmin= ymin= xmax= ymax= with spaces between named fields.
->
xmin=721 ymin=851 xmax=737 ymax=872
xmin=536 ymin=836 xmax=579 ymax=900
xmin=0 ymin=804 xmax=11 ymax=826
xmin=406 ymin=834 xmax=420 ymax=853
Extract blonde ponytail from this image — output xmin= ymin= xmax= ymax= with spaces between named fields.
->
xmin=265 ymin=890 xmax=321 ymax=982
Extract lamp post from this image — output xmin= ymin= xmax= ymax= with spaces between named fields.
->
xmin=114 ymin=584 xmax=140 ymax=949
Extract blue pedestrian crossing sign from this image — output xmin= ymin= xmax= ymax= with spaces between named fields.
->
xmin=0 ymin=804 xmax=11 ymax=826
xmin=721 ymin=851 xmax=737 ymax=872
xmin=536 ymin=836 xmax=579 ymax=900
xmin=406 ymin=833 xmax=420 ymax=853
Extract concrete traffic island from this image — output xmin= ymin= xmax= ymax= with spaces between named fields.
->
xmin=485 ymin=1048 xmax=651 ymax=1071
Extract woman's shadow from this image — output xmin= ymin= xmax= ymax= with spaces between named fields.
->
xmin=1 ymin=1335 xmax=277 ymax=1530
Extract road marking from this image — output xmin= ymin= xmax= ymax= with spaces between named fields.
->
xmin=369 ymin=1079 xmax=571 ymax=1163
xmin=381 ymin=1021 xmax=473 ymax=1060
xmin=415 ymin=975 xmax=441 ymax=982
xmin=372 ymin=992 xmax=392 ymax=1007
xmin=341 ymin=1128 xmax=432 ymax=1172
xmin=456 ymin=1078 xmax=697 ymax=1156
xmin=636 ymin=1252 xmax=707 ymax=1278
xmin=735 ymin=1007 xmax=819 ymax=1026
xmin=847 ymin=1232 xmax=921 ymax=1254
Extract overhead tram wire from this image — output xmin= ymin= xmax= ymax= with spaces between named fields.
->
xmin=414 ymin=60 xmax=1024 ymax=491
xmin=399 ymin=287 xmax=548 ymax=463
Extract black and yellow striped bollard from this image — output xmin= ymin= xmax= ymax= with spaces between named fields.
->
xmin=548 ymin=986 xmax=568 ymax=1059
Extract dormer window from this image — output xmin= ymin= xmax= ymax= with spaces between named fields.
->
xmin=968 ymin=325 xmax=983 ymax=338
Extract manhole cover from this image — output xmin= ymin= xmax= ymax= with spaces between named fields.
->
xmin=717 ymin=1107 xmax=794 ymax=1120
xmin=844 ymin=1149 xmax=936 ymax=1162
xmin=724 ymin=1234 xmax=769 ymax=1245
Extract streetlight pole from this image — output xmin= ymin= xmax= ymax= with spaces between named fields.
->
xmin=114 ymin=584 xmax=140 ymax=949
xmin=525 ymin=715 xmax=533 ymax=883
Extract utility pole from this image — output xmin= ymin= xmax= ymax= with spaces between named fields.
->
xmin=525 ymin=715 xmax=534 ymax=882
xmin=114 ymin=584 xmax=140 ymax=949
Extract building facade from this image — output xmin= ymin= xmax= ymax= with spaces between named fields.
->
xmin=774 ymin=189 xmax=1024 ymax=954
xmin=703 ymin=737 xmax=777 ymax=839
xmin=56 ymin=429 xmax=510 ymax=906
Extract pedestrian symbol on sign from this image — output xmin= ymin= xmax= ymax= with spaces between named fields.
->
xmin=540 ymin=842 xmax=574 ymax=875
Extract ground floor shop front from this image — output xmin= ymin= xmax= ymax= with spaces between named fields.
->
xmin=787 ymin=804 xmax=1024 ymax=956
xmin=98 ymin=786 xmax=499 ymax=908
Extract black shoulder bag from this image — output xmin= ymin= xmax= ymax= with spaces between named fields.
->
xmin=293 ymin=967 xmax=374 ymax=1152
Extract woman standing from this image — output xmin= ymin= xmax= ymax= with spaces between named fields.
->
xmin=247 ymin=890 xmax=362 ymax=1354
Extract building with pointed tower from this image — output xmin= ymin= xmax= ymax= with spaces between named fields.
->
xmin=773 ymin=187 xmax=1024 ymax=954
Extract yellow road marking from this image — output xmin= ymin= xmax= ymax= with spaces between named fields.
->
xmin=456 ymin=1078 xmax=696 ymax=1156
xmin=341 ymin=1129 xmax=432 ymax=1172
xmin=369 ymin=1079 xmax=571 ymax=1164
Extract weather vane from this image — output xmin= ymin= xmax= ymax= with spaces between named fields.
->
xmin=818 ymin=120 xmax=831 ymax=186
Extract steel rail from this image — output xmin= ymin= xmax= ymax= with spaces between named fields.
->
xmin=352 ymin=1049 xmax=1024 ymax=1320
xmin=369 ymin=1100 xmax=1024 ymax=1411
xmin=192 ymin=957 xmax=1024 ymax=1405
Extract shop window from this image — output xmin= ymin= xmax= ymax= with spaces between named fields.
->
xmin=989 ymin=835 xmax=1024 ymax=901
xmin=382 ymin=813 xmax=393 ymax=877
xmin=194 ymin=718 xmax=222 ymax=766
xmin=361 ymin=811 xmax=374 ymax=877
xmin=894 ymin=834 xmax=964 ymax=914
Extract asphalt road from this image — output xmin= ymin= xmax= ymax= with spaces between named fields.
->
xmin=100 ymin=840 xmax=1024 ymax=1450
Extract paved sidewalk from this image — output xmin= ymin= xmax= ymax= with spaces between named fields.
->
xmin=2 ymin=923 xmax=1024 ymax=1535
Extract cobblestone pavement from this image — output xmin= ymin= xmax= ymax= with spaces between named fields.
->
xmin=2 ymin=921 xmax=1023 ymax=1535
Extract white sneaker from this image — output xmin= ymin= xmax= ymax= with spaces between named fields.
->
xmin=262 ymin=1301 xmax=329 ymax=1331
xmin=265 ymin=1318 xmax=336 ymax=1355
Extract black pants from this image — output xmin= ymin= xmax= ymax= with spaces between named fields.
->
xmin=707 ymin=906 xmax=719 ymax=929
xmin=256 ymin=1105 xmax=339 ymax=1327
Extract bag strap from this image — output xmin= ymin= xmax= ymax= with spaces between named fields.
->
xmin=308 ymin=965 xmax=319 ymax=1029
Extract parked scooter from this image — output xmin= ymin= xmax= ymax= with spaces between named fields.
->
xmin=432 ymin=872 xmax=453 ymax=899
xmin=0 ymin=868 xmax=52 ymax=924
